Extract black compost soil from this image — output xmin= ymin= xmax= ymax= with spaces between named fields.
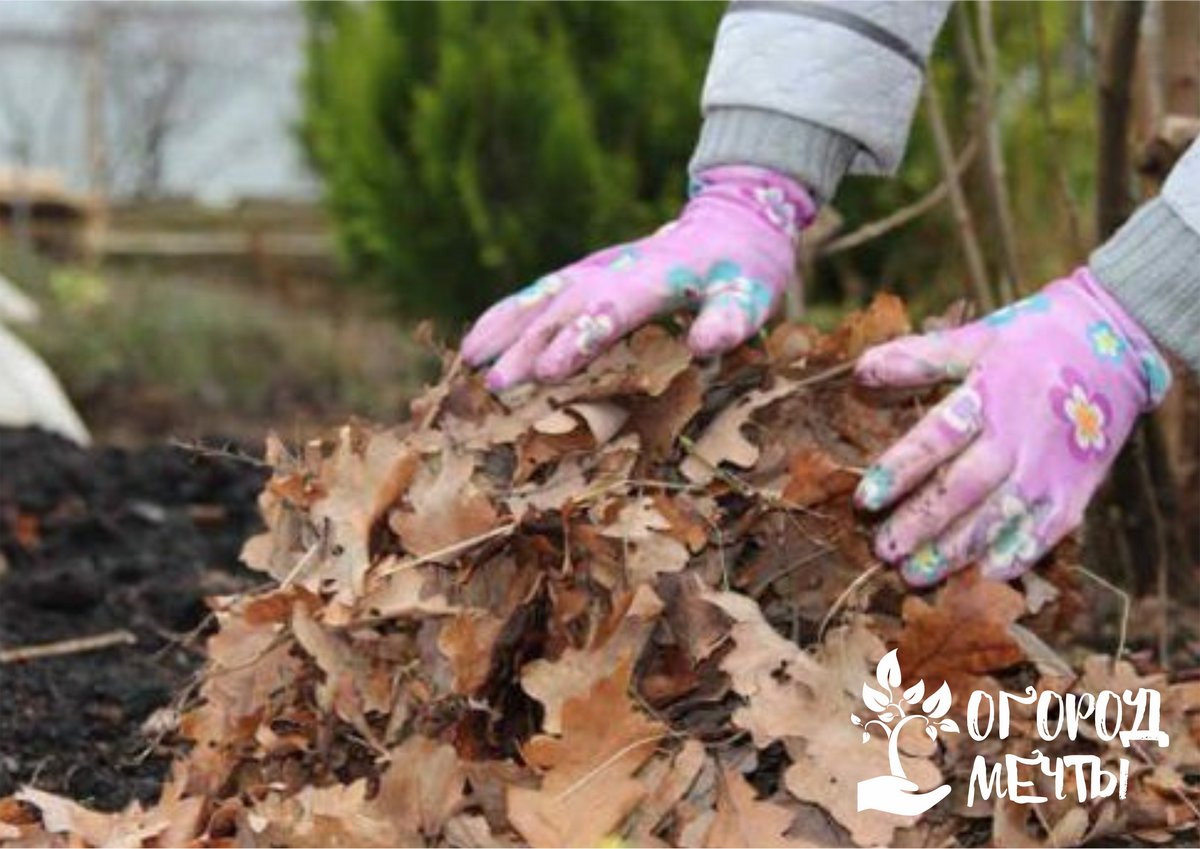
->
xmin=0 ymin=428 xmax=267 ymax=811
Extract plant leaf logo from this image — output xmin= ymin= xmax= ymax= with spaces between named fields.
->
xmin=852 ymin=649 xmax=957 ymax=816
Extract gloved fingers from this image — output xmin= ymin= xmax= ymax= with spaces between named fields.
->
xmin=873 ymin=442 xmax=1012 ymax=563
xmin=855 ymin=325 xmax=985 ymax=389
xmin=484 ymin=282 xmax=590 ymax=391
xmin=979 ymin=497 xmax=1074 ymax=581
xmin=530 ymin=243 xmax=706 ymax=381
xmin=855 ymin=383 xmax=986 ymax=512
xmin=898 ymin=491 xmax=1071 ymax=587
xmin=533 ymin=292 xmax=653 ymax=383
xmin=898 ymin=493 xmax=998 ymax=587
xmin=462 ymin=272 xmax=569 ymax=366
xmin=687 ymin=273 xmax=780 ymax=357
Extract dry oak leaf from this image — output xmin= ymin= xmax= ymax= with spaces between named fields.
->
xmin=15 ymin=787 xmax=203 ymax=849
xmin=681 ymin=377 xmax=802 ymax=484
xmin=781 ymin=446 xmax=858 ymax=507
xmin=783 ymin=624 xmax=941 ymax=849
xmin=582 ymin=324 xmax=693 ymax=397
xmin=244 ymin=780 xmax=401 ymax=847
xmin=291 ymin=603 xmax=393 ymax=731
xmin=704 ymin=769 xmax=812 ymax=848
xmin=705 ymin=592 xmax=942 ymax=847
xmin=815 ymin=292 xmax=911 ymax=360
xmin=439 ymin=610 xmax=505 ymax=694
xmin=390 ymin=445 xmax=499 ymax=562
xmin=307 ymin=424 xmax=419 ymax=602
xmin=896 ymin=566 xmax=1027 ymax=699
xmin=373 ymin=736 xmax=466 ymax=842
xmin=625 ymin=739 xmax=708 ymax=844
xmin=505 ymin=454 xmax=588 ymax=518
xmin=624 ymin=366 xmax=704 ymax=472
xmin=506 ymin=658 xmax=666 ymax=848
xmin=181 ymin=608 xmax=300 ymax=795
xmin=534 ymin=401 xmax=629 ymax=446
xmin=597 ymin=497 xmax=691 ymax=586
xmin=358 ymin=564 xmax=459 ymax=621
xmin=992 ymin=795 xmax=1089 ymax=849
xmin=521 ymin=585 xmax=664 ymax=735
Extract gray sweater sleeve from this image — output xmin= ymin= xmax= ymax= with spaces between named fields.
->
xmin=1090 ymin=139 xmax=1200 ymax=372
xmin=690 ymin=1 xmax=952 ymax=202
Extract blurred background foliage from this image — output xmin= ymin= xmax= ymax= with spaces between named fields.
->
xmin=301 ymin=1 xmax=723 ymax=321
xmin=300 ymin=1 xmax=1098 ymax=325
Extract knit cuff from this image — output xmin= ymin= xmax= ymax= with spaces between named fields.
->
xmin=689 ymin=107 xmax=858 ymax=205
xmin=1089 ymin=198 xmax=1200 ymax=373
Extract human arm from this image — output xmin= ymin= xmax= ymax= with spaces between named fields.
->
xmin=854 ymin=139 xmax=1200 ymax=586
xmin=463 ymin=1 xmax=953 ymax=390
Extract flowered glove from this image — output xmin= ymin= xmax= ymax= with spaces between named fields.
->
xmin=854 ymin=267 xmax=1172 ymax=587
xmin=461 ymin=166 xmax=816 ymax=391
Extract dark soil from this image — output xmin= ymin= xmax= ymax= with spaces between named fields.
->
xmin=0 ymin=428 xmax=267 ymax=811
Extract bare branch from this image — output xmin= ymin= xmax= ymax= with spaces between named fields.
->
xmin=821 ymin=137 xmax=979 ymax=257
xmin=924 ymin=81 xmax=995 ymax=311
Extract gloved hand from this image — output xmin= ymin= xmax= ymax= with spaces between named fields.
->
xmin=461 ymin=166 xmax=816 ymax=391
xmin=854 ymin=267 xmax=1172 ymax=587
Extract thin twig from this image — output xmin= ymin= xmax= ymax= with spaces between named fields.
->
xmin=1 ymin=629 xmax=136 ymax=663
xmin=168 ymin=438 xmax=271 ymax=468
xmin=971 ymin=0 xmax=1022 ymax=298
xmin=819 ymin=564 xmax=884 ymax=641
xmin=1071 ymin=565 xmax=1130 ymax=668
xmin=280 ymin=537 xmax=325 ymax=590
xmin=374 ymin=521 xmax=519 ymax=577
xmin=924 ymin=81 xmax=995 ymax=311
xmin=553 ymin=732 xmax=674 ymax=802
xmin=1032 ymin=3 xmax=1085 ymax=257
xmin=419 ymin=353 xmax=463 ymax=432
xmin=821 ymin=138 xmax=979 ymax=257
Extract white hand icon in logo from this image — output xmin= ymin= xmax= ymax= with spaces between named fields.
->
xmin=852 ymin=649 xmax=957 ymax=816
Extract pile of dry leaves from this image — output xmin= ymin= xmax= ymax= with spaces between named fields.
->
xmin=3 ymin=297 xmax=1198 ymax=848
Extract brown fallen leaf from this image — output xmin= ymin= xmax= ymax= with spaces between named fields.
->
xmin=373 ymin=736 xmax=466 ymax=840
xmin=992 ymin=796 xmax=1089 ymax=849
xmin=521 ymin=585 xmax=664 ymax=734
xmin=310 ymin=424 xmax=420 ymax=602
xmin=506 ymin=659 xmax=665 ymax=848
xmin=681 ymin=377 xmax=801 ymax=484
xmin=439 ymin=610 xmax=506 ymax=694
xmin=816 ymin=292 xmax=911 ymax=360
xmin=358 ymin=564 xmax=459 ymax=620
xmin=597 ymin=497 xmax=691 ymax=586
xmin=627 ymin=739 xmax=708 ymax=844
xmin=897 ymin=567 xmax=1027 ymax=699
xmin=704 ymin=769 xmax=807 ymax=848
xmin=781 ymin=446 xmax=857 ymax=507
xmin=391 ymin=444 xmax=499 ymax=561
xmin=15 ymin=787 xmax=201 ymax=849
xmin=625 ymin=366 xmax=704 ymax=471
xmin=291 ymin=603 xmax=392 ymax=736
xmin=706 ymin=591 xmax=943 ymax=847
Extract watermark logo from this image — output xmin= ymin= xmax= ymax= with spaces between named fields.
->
xmin=852 ymin=649 xmax=957 ymax=816
xmin=853 ymin=649 xmax=1171 ymax=815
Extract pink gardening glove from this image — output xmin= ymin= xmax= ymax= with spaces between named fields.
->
xmin=854 ymin=267 xmax=1172 ymax=587
xmin=461 ymin=166 xmax=816 ymax=391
